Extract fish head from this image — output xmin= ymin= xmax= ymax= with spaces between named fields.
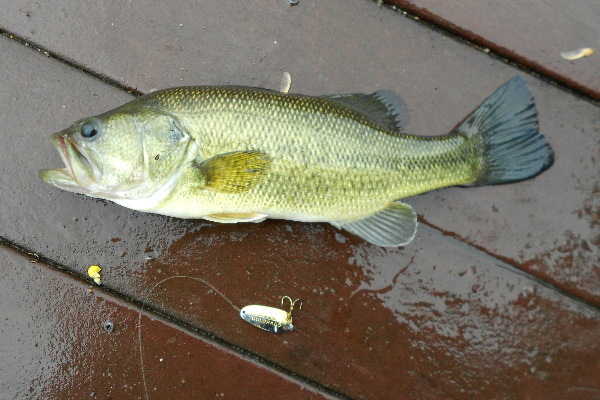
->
xmin=40 ymin=107 xmax=197 ymax=203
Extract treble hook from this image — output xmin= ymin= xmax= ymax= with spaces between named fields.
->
xmin=281 ymin=296 xmax=302 ymax=321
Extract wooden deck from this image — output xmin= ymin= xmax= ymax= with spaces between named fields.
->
xmin=0 ymin=1 xmax=598 ymax=399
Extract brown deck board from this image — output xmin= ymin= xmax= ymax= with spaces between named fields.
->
xmin=0 ymin=0 xmax=597 ymax=307
xmin=130 ymin=223 xmax=600 ymax=399
xmin=386 ymin=0 xmax=600 ymax=99
xmin=0 ymin=245 xmax=333 ymax=399
xmin=0 ymin=0 xmax=599 ymax=398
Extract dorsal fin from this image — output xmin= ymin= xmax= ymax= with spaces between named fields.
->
xmin=322 ymin=90 xmax=409 ymax=131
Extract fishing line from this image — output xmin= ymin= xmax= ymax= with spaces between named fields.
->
xmin=138 ymin=275 xmax=240 ymax=400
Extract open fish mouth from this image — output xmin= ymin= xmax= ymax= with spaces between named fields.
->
xmin=39 ymin=134 xmax=101 ymax=190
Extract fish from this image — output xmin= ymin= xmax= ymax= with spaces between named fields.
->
xmin=40 ymin=76 xmax=554 ymax=247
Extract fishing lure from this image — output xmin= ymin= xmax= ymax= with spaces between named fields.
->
xmin=140 ymin=276 xmax=303 ymax=334
xmin=240 ymin=296 xmax=302 ymax=333
xmin=136 ymin=274 xmax=302 ymax=400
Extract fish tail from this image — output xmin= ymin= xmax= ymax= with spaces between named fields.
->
xmin=455 ymin=76 xmax=554 ymax=185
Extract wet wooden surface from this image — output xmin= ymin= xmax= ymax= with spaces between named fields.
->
xmin=385 ymin=0 xmax=600 ymax=100
xmin=0 ymin=245 xmax=332 ymax=399
xmin=0 ymin=1 xmax=598 ymax=399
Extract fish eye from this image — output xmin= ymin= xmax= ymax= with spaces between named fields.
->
xmin=80 ymin=120 xmax=101 ymax=140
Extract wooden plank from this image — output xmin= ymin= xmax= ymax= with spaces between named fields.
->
xmin=0 ymin=0 xmax=597 ymax=306
xmin=124 ymin=222 xmax=600 ymax=399
xmin=386 ymin=0 xmax=600 ymax=99
xmin=0 ymin=1 xmax=598 ymax=398
xmin=0 ymin=245 xmax=333 ymax=399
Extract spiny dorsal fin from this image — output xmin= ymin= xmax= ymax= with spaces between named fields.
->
xmin=195 ymin=150 xmax=271 ymax=193
xmin=322 ymin=90 xmax=409 ymax=132
xmin=335 ymin=201 xmax=417 ymax=247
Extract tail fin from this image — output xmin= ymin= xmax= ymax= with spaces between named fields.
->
xmin=456 ymin=76 xmax=554 ymax=185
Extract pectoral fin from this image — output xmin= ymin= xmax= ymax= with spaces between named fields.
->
xmin=334 ymin=201 xmax=417 ymax=247
xmin=195 ymin=150 xmax=271 ymax=193
xmin=204 ymin=213 xmax=267 ymax=223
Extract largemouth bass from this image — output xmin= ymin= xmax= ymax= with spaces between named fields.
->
xmin=40 ymin=76 xmax=553 ymax=246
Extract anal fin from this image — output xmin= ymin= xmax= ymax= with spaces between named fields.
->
xmin=335 ymin=201 xmax=417 ymax=247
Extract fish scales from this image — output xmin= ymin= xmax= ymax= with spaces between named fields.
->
xmin=139 ymin=86 xmax=477 ymax=219
xmin=40 ymin=77 xmax=554 ymax=246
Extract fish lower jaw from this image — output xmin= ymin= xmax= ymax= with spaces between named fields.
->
xmin=39 ymin=168 xmax=82 ymax=191
xmin=40 ymin=167 xmax=71 ymax=180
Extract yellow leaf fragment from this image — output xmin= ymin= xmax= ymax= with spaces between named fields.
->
xmin=88 ymin=265 xmax=102 ymax=285
xmin=560 ymin=48 xmax=595 ymax=61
